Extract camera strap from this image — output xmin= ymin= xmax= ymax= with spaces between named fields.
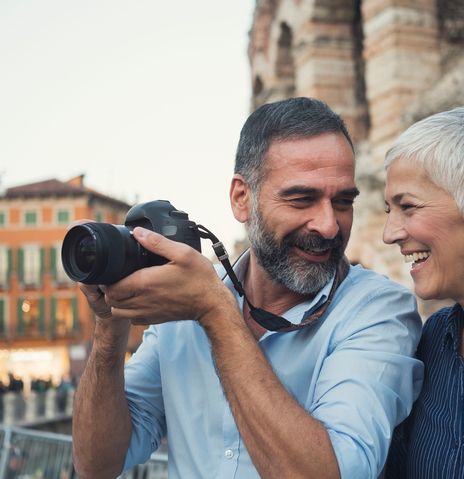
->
xmin=195 ymin=224 xmax=349 ymax=332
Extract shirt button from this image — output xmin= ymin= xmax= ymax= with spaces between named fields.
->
xmin=225 ymin=449 xmax=234 ymax=459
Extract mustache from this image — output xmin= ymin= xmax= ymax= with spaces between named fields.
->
xmin=283 ymin=230 xmax=344 ymax=251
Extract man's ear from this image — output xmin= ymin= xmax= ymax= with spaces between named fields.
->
xmin=230 ymin=174 xmax=253 ymax=224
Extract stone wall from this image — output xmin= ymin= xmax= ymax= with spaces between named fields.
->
xmin=247 ymin=0 xmax=464 ymax=314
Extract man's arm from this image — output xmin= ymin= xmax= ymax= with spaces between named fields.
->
xmin=72 ymin=285 xmax=132 ymax=479
xmin=202 ymin=301 xmax=341 ymax=478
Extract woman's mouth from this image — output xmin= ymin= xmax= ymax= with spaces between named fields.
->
xmin=403 ymin=251 xmax=430 ymax=272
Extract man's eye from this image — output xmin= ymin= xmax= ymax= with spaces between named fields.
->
xmin=333 ymin=198 xmax=354 ymax=208
xmin=289 ymin=197 xmax=315 ymax=206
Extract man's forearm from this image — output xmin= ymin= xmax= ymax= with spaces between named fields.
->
xmin=202 ymin=305 xmax=340 ymax=479
xmin=73 ymin=320 xmax=132 ymax=479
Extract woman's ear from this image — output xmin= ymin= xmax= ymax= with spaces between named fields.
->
xmin=230 ymin=174 xmax=252 ymax=224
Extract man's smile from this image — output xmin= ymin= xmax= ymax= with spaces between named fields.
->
xmin=293 ymin=246 xmax=331 ymax=263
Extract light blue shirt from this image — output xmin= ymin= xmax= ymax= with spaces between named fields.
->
xmin=123 ymin=254 xmax=423 ymax=478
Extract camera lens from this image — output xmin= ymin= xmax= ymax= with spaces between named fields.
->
xmin=75 ymin=234 xmax=97 ymax=273
xmin=61 ymin=225 xmax=103 ymax=282
xmin=62 ymin=222 xmax=143 ymax=284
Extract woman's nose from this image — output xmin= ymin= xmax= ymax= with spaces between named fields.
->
xmin=383 ymin=212 xmax=407 ymax=245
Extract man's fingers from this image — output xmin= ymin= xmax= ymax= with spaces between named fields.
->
xmin=79 ymin=283 xmax=104 ymax=301
xmin=132 ymin=226 xmax=190 ymax=262
xmin=78 ymin=283 xmax=114 ymax=320
xmin=104 ymin=267 xmax=148 ymax=302
xmin=110 ymin=307 xmax=147 ymax=321
xmin=105 ymin=295 xmax=140 ymax=309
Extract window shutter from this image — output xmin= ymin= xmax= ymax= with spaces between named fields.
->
xmin=17 ymin=248 xmax=24 ymax=284
xmin=17 ymin=298 xmax=24 ymax=335
xmin=7 ymin=248 xmax=12 ymax=286
xmin=38 ymin=298 xmax=45 ymax=334
xmin=72 ymin=297 xmax=79 ymax=333
xmin=50 ymin=247 xmax=57 ymax=282
xmin=0 ymin=299 xmax=5 ymax=336
xmin=50 ymin=297 xmax=57 ymax=337
xmin=40 ymin=248 xmax=45 ymax=285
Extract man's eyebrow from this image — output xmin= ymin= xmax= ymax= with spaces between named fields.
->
xmin=279 ymin=186 xmax=360 ymax=198
xmin=337 ymin=187 xmax=360 ymax=198
xmin=279 ymin=186 xmax=321 ymax=197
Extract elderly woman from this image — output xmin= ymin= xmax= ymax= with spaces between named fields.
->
xmin=382 ymin=106 xmax=464 ymax=478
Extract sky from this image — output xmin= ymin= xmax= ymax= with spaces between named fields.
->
xmin=0 ymin=0 xmax=255 ymax=253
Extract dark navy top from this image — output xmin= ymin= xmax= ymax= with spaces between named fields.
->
xmin=385 ymin=304 xmax=464 ymax=478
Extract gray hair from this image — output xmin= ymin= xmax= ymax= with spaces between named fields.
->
xmin=384 ymin=107 xmax=464 ymax=214
xmin=234 ymin=97 xmax=353 ymax=192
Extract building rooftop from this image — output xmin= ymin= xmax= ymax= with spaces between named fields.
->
xmin=2 ymin=175 xmax=131 ymax=209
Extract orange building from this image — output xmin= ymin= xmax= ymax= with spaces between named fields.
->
xmin=0 ymin=175 xmax=135 ymax=388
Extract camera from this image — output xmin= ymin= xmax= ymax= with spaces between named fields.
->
xmin=61 ymin=200 xmax=201 ymax=284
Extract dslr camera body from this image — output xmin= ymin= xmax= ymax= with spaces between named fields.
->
xmin=61 ymin=200 xmax=201 ymax=284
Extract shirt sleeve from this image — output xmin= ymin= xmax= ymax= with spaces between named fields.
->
xmin=122 ymin=325 xmax=167 ymax=470
xmin=309 ymin=285 xmax=423 ymax=479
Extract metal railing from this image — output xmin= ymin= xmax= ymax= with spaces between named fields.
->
xmin=0 ymin=426 xmax=168 ymax=479
xmin=0 ymin=426 xmax=73 ymax=479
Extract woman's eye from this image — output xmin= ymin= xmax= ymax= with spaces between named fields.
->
xmin=400 ymin=203 xmax=415 ymax=211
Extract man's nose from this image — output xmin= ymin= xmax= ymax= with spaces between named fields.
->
xmin=307 ymin=203 xmax=339 ymax=239
xmin=383 ymin=212 xmax=406 ymax=244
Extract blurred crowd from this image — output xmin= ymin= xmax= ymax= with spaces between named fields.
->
xmin=0 ymin=373 xmax=76 ymax=424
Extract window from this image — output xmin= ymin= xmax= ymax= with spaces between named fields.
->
xmin=0 ymin=246 xmax=12 ymax=287
xmin=57 ymin=209 xmax=70 ymax=224
xmin=0 ymin=211 xmax=6 ymax=227
xmin=95 ymin=211 xmax=104 ymax=222
xmin=19 ymin=245 xmax=44 ymax=286
xmin=51 ymin=244 xmax=72 ymax=284
xmin=17 ymin=297 xmax=45 ymax=336
xmin=51 ymin=297 xmax=78 ymax=337
xmin=24 ymin=210 xmax=38 ymax=225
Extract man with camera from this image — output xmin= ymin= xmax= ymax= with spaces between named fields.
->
xmin=72 ymin=97 xmax=423 ymax=479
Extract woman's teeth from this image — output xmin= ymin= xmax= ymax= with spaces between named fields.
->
xmin=404 ymin=251 xmax=430 ymax=263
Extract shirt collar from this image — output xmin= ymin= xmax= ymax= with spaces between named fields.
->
xmin=222 ymin=249 xmax=336 ymax=327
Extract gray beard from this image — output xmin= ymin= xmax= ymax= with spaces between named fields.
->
xmin=247 ymin=202 xmax=344 ymax=295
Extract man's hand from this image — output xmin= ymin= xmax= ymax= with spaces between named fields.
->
xmin=79 ymin=284 xmax=113 ymax=320
xmin=101 ymin=227 xmax=237 ymax=326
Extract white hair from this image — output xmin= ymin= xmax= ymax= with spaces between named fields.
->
xmin=384 ymin=107 xmax=464 ymax=215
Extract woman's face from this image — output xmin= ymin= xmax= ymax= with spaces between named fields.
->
xmin=383 ymin=157 xmax=464 ymax=305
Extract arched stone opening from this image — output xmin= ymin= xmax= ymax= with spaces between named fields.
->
xmin=276 ymin=22 xmax=295 ymax=80
xmin=253 ymin=75 xmax=264 ymax=97
xmin=273 ymin=21 xmax=296 ymax=99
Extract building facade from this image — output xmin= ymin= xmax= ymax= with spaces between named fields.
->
xmin=248 ymin=0 xmax=464 ymax=315
xmin=0 ymin=175 xmax=133 ymax=388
